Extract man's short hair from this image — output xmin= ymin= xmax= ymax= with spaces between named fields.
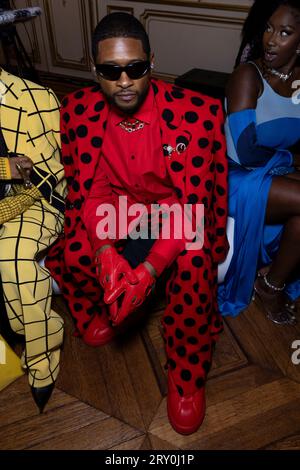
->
xmin=92 ymin=12 xmax=151 ymax=62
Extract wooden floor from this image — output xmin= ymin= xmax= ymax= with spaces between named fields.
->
xmin=1 ymin=74 xmax=300 ymax=450
xmin=1 ymin=294 xmax=300 ymax=451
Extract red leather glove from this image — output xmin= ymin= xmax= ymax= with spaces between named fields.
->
xmin=95 ymin=246 xmax=138 ymax=294
xmin=104 ymin=263 xmax=156 ymax=325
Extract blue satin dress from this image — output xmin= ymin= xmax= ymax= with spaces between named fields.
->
xmin=218 ymin=63 xmax=300 ymax=317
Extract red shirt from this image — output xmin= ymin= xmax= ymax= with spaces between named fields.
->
xmin=84 ymin=87 xmax=185 ymax=275
xmin=101 ymin=86 xmax=175 ymax=204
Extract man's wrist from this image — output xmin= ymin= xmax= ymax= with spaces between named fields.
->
xmin=143 ymin=261 xmax=157 ymax=278
xmin=95 ymin=244 xmax=112 ymax=258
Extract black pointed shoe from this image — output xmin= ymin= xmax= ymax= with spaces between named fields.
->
xmin=31 ymin=383 xmax=55 ymax=413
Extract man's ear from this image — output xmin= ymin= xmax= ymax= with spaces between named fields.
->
xmin=150 ymin=52 xmax=155 ymax=72
xmin=90 ymin=57 xmax=98 ymax=79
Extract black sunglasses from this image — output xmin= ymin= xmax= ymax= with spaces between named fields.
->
xmin=95 ymin=60 xmax=151 ymax=81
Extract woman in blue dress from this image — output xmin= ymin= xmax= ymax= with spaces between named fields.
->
xmin=218 ymin=0 xmax=300 ymax=324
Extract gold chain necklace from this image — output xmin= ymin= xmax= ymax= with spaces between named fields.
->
xmin=119 ymin=119 xmax=145 ymax=133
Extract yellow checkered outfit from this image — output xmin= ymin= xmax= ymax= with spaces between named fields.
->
xmin=0 ymin=69 xmax=66 ymax=387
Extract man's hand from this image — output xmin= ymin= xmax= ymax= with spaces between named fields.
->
xmin=10 ymin=156 xmax=33 ymax=180
xmin=104 ymin=262 xmax=156 ymax=325
xmin=95 ymin=245 xmax=138 ymax=294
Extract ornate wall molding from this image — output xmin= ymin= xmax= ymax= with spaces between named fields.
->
xmin=141 ymin=8 xmax=244 ymax=26
xmin=88 ymin=0 xmax=99 ymax=32
xmin=107 ymin=5 xmax=134 ymax=15
xmin=35 ymin=0 xmax=250 ymax=78
xmin=120 ymin=1 xmax=250 ymax=13
xmin=139 ymin=7 xmax=245 ymax=76
xmin=43 ymin=0 xmax=91 ymax=71
xmin=15 ymin=0 xmax=41 ymax=63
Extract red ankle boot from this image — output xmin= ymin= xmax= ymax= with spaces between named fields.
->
xmin=83 ymin=311 xmax=116 ymax=346
xmin=167 ymin=372 xmax=206 ymax=435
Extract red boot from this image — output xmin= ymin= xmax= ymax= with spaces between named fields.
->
xmin=83 ymin=309 xmax=116 ymax=347
xmin=167 ymin=371 xmax=206 ymax=435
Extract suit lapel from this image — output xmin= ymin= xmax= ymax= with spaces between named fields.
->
xmin=76 ymin=98 xmax=109 ymax=200
xmin=153 ymin=80 xmax=189 ymax=199
xmin=0 ymin=71 xmax=27 ymax=155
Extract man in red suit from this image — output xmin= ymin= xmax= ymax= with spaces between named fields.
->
xmin=46 ymin=12 xmax=228 ymax=435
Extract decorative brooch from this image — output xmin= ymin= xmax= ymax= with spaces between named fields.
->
xmin=163 ymin=143 xmax=187 ymax=158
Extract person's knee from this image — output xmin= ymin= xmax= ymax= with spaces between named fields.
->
xmin=285 ymin=216 xmax=300 ymax=242
xmin=0 ymin=237 xmax=35 ymax=279
xmin=0 ymin=237 xmax=17 ymax=262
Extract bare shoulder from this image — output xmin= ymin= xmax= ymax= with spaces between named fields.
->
xmin=294 ymin=66 xmax=300 ymax=80
xmin=226 ymin=63 xmax=263 ymax=114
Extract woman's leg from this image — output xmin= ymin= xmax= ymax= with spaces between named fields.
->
xmin=265 ymin=174 xmax=300 ymax=284
xmin=255 ymin=174 xmax=300 ymax=323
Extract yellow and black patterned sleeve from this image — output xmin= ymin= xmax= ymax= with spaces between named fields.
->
xmin=21 ymin=84 xmax=65 ymax=213
xmin=0 ymin=185 xmax=42 ymax=225
xmin=0 ymin=158 xmax=11 ymax=180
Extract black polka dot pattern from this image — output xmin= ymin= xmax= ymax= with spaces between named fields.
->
xmin=176 ymin=346 xmax=186 ymax=357
xmin=171 ymin=87 xmax=185 ymax=99
xmin=89 ymin=115 xmax=100 ymax=122
xmin=190 ymin=175 xmax=200 ymax=187
xmin=175 ymin=328 xmax=184 ymax=339
xmin=181 ymin=271 xmax=191 ymax=281
xmin=45 ymin=80 xmax=227 ymax=398
xmin=181 ymin=369 xmax=192 ymax=381
xmin=192 ymin=156 xmax=204 ymax=167
xmin=210 ymin=104 xmax=219 ymax=116
xmin=76 ymin=125 xmax=88 ymax=138
xmin=75 ymin=104 xmax=85 ymax=115
xmin=165 ymin=91 xmax=173 ymax=102
xmin=171 ymin=161 xmax=184 ymax=172
xmin=198 ymin=138 xmax=209 ymax=148
xmin=191 ymin=96 xmax=204 ymax=107
xmin=162 ymin=109 xmax=174 ymax=123
xmin=185 ymin=111 xmax=199 ymax=123
xmin=95 ymin=101 xmax=105 ymax=112
xmin=80 ymin=153 xmax=92 ymax=164
xmin=62 ymin=112 xmax=70 ymax=123
xmin=68 ymin=129 xmax=76 ymax=142
xmin=192 ymin=256 xmax=203 ymax=268
xmin=91 ymin=137 xmax=103 ymax=148
xmin=74 ymin=90 xmax=84 ymax=99
xmin=69 ymin=242 xmax=82 ymax=252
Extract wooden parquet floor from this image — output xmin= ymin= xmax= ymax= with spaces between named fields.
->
xmin=1 ymin=295 xmax=300 ymax=450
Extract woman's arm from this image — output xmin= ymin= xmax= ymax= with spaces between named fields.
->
xmin=226 ymin=63 xmax=262 ymax=114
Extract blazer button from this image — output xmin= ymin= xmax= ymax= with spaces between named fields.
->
xmin=69 ymin=203 xmax=74 ymax=209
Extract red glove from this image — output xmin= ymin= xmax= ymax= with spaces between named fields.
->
xmin=95 ymin=246 xmax=138 ymax=294
xmin=104 ymin=263 xmax=156 ymax=325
